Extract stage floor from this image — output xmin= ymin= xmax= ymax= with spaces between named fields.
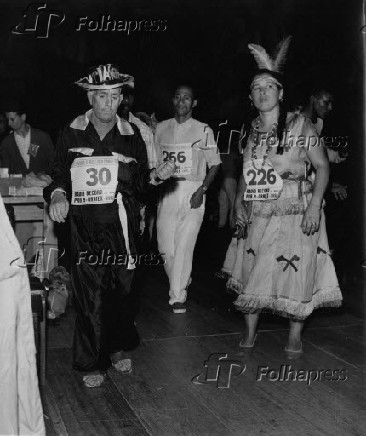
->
xmin=41 ymin=223 xmax=366 ymax=436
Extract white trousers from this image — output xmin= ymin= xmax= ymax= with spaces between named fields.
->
xmin=0 ymin=198 xmax=45 ymax=436
xmin=157 ymin=181 xmax=204 ymax=304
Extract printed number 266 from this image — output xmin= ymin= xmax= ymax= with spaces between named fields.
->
xmin=86 ymin=167 xmax=111 ymax=186
xmin=163 ymin=151 xmax=186 ymax=163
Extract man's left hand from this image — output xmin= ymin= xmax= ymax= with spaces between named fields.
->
xmin=327 ymin=149 xmax=347 ymax=164
xmin=190 ymin=188 xmax=204 ymax=209
xmin=155 ymin=160 xmax=176 ymax=181
xmin=331 ymin=182 xmax=347 ymax=200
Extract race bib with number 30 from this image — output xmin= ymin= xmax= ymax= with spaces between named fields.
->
xmin=71 ymin=156 xmax=119 ymax=205
xmin=243 ymin=159 xmax=283 ymax=201
xmin=160 ymin=143 xmax=193 ymax=176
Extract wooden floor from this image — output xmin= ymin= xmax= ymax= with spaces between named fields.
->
xmin=41 ymin=223 xmax=366 ymax=436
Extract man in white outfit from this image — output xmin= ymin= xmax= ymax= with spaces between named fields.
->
xmin=155 ymin=85 xmax=221 ymax=313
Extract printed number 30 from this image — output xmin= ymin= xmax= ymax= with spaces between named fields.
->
xmin=163 ymin=151 xmax=186 ymax=163
xmin=86 ymin=167 xmax=111 ymax=186
xmin=247 ymin=168 xmax=276 ymax=185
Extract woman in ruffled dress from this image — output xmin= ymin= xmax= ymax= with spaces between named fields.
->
xmin=232 ymin=39 xmax=342 ymax=358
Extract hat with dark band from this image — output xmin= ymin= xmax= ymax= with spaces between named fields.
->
xmin=75 ymin=64 xmax=134 ymax=90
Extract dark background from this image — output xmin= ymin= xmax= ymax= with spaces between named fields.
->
xmin=0 ymin=0 xmax=364 ymax=268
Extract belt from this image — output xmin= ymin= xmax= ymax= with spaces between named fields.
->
xmin=301 ymin=180 xmax=312 ymax=194
xmin=116 ymin=192 xmax=135 ymax=270
xmin=282 ymin=178 xmax=312 ymax=199
xmin=173 ymin=177 xmax=205 ymax=182
xmin=298 ymin=180 xmax=312 ymax=199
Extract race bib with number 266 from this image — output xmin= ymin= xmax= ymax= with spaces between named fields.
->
xmin=243 ymin=159 xmax=283 ymax=201
xmin=71 ymin=156 xmax=119 ymax=205
xmin=160 ymin=143 xmax=193 ymax=176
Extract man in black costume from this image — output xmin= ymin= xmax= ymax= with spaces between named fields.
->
xmin=44 ymin=64 xmax=175 ymax=387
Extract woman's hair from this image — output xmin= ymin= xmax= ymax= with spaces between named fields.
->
xmin=250 ymin=69 xmax=287 ymax=154
xmin=250 ymin=69 xmax=284 ymax=90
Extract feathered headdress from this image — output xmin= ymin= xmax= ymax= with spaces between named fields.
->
xmin=248 ymin=36 xmax=292 ymax=74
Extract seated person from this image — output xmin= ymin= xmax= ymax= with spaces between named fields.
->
xmin=1 ymin=104 xmax=54 ymax=176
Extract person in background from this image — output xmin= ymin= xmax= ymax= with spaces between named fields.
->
xmin=301 ymin=87 xmax=348 ymax=270
xmin=1 ymin=104 xmax=54 ymax=175
xmin=119 ymin=87 xmax=159 ymax=247
xmin=214 ymin=122 xmax=245 ymax=284
xmin=301 ymin=87 xmax=348 ymax=200
xmin=155 ymin=85 xmax=221 ymax=313
xmin=119 ymin=88 xmax=158 ymax=169
xmin=217 ymin=124 xmax=242 ymax=230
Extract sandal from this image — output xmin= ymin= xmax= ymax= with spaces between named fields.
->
xmin=214 ymin=270 xmax=230 ymax=280
xmin=112 ymin=358 xmax=133 ymax=374
xmin=83 ymin=373 xmax=106 ymax=388
xmin=239 ymin=334 xmax=257 ymax=348
xmin=285 ymin=343 xmax=303 ymax=360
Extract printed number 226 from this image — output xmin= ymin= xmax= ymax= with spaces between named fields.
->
xmin=86 ymin=167 xmax=111 ymax=186
xmin=163 ymin=151 xmax=186 ymax=163
xmin=247 ymin=168 xmax=276 ymax=185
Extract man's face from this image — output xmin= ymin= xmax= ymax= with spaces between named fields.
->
xmin=120 ymin=94 xmax=134 ymax=119
xmin=172 ymin=87 xmax=197 ymax=118
xmin=6 ymin=112 xmax=25 ymax=132
xmin=250 ymin=74 xmax=283 ymax=113
xmin=312 ymin=92 xmax=333 ymax=119
xmin=88 ymin=88 xmax=123 ymax=123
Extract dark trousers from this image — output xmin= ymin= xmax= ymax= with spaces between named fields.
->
xmin=70 ymin=215 xmax=139 ymax=372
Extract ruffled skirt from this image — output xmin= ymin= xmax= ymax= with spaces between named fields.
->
xmin=231 ymin=181 xmax=342 ymax=320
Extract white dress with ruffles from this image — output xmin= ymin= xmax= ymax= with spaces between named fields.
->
xmin=230 ymin=114 xmax=342 ymax=320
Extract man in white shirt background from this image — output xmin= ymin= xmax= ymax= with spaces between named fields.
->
xmin=155 ymin=85 xmax=221 ymax=313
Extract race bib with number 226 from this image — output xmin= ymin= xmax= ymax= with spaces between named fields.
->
xmin=243 ymin=159 xmax=283 ymax=201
